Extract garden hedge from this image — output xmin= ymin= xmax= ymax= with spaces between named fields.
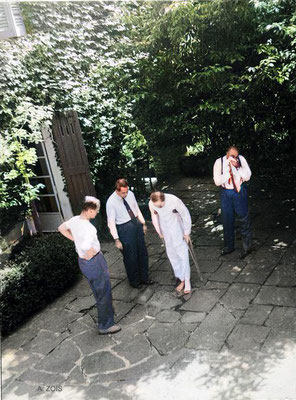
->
xmin=0 ymin=233 xmax=79 ymax=336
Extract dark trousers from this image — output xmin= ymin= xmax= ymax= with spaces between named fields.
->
xmin=78 ymin=252 xmax=114 ymax=331
xmin=116 ymin=219 xmax=149 ymax=286
xmin=221 ymin=184 xmax=252 ymax=251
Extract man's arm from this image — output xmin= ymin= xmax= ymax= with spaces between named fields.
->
xmin=234 ymin=156 xmax=252 ymax=182
xmin=213 ymin=158 xmax=231 ymax=186
xmin=175 ymin=197 xmax=192 ymax=236
xmin=58 ymin=222 xmax=74 ymax=241
xmin=106 ymin=201 xmax=123 ymax=250
xmin=149 ymin=200 xmax=162 ymax=237
xmin=132 ymin=192 xmax=147 ymax=234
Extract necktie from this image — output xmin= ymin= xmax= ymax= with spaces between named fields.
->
xmin=123 ymin=199 xmax=136 ymax=220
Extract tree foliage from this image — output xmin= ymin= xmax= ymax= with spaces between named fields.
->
xmin=1 ymin=0 xmax=295 ymax=215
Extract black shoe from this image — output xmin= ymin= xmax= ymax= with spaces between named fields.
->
xmin=140 ymin=279 xmax=154 ymax=285
xmin=220 ymin=247 xmax=235 ymax=256
xmin=130 ymin=283 xmax=142 ymax=289
xmin=239 ymin=248 xmax=252 ymax=259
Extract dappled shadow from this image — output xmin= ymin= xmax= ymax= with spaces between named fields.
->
xmin=2 ymin=175 xmax=296 ymax=400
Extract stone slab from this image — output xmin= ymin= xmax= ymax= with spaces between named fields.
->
xmin=136 ymin=287 xmax=154 ymax=305
xmin=240 ymin=305 xmax=272 ymax=326
xmin=180 ymin=289 xmax=225 ymax=312
xmin=72 ymin=330 xmax=114 ymax=355
xmin=265 ymin=264 xmax=296 ymax=286
xmin=66 ymin=295 xmax=95 ymax=312
xmin=203 ymin=281 xmax=229 ymax=290
xmin=265 ymin=306 xmax=296 ymax=332
xmin=34 ymin=340 xmax=80 ymax=374
xmin=220 ymin=283 xmax=260 ymax=310
xmin=113 ymin=334 xmax=155 ymax=364
xmin=112 ymin=280 xmax=140 ymax=302
xmin=261 ymin=331 xmax=296 ymax=353
xmin=112 ymin=301 xmax=135 ymax=323
xmin=65 ymin=365 xmax=87 ymax=385
xmin=226 ymin=324 xmax=270 ymax=351
xmin=17 ymin=368 xmax=66 ymax=386
xmin=147 ymin=290 xmax=182 ymax=310
xmin=254 ymin=286 xmax=296 ymax=307
xmin=194 ymin=246 xmax=221 ymax=261
xmin=147 ymin=321 xmax=190 ymax=355
xmin=180 ymin=312 xmax=206 ymax=324
xmin=187 ymin=304 xmax=236 ymax=351
xmin=29 ymin=309 xmax=81 ymax=334
xmin=249 ymin=247 xmax=284 ymax=264
xmin=108 ymin=259 xmax=127 ymax=279
xmin=150 ymin=270 xmax=176 ymax=285
xmin=199 ymin=261 xmax=222 ymax=273
xmin=82 ymin=351 xmax=126 ymax=375
xmin=156 ymin=310 xmax=181 ymax=323
xmin=235 ymin=262 xmax=275 ymax=284
xmin=209 ymin=261 xmax=245 ymax=283
xmin=22 ymin=330 xmax=69 ymax=355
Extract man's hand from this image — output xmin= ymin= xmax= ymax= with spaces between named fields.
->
xmin=228 ymin=156 xmax=239 ymax=168
xmin=159 ymin=234 xmax=164 ymax=240
xmin=84 ymin=248 xmax=97 ymax=260
xmin=183 ymin=234 xmax=190 ymax=244
xmin=143 ymin=223 xmax=147 ymax=235
xmin=115 ymin=239 xmax=123 ymax=250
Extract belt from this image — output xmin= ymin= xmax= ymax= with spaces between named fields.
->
xmin=116 ymin=217 xmax=138 ymax=226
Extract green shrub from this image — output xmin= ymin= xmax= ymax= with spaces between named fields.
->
xmin=0 ymin=233 xmax=79 ymax=336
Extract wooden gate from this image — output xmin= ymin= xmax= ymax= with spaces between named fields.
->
xmin=52 ymin=111 xmax=96 ymax=215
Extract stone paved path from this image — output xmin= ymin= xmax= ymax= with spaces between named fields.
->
xmin=2 ymin=176 xmax=296 ymax=400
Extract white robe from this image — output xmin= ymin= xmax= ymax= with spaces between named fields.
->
xmin=149 ymin=194 xmax=192 ymax=290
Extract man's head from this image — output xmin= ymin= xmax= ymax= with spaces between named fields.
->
xmin=226 ymin=146 xmax=239 ymax=159
xmin=150 ymin=191 xmax=165 ymax=208
xmin=82 ymin=196 xmax=100 ymax=219
xmin=115 ymin=178 xmax=129 ymax=199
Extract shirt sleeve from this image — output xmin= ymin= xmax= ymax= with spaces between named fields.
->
xmin=149 ymin=200 xmax=162 ymax=236
xmin=213 ymin=158 xmax=231 ymax=186
xmin=59 ymin=218 xmax=72 ymax=231
xmin=131 ymin=192 xmax=145 ymax=224
xmin=106 ymin=200 xmax=119 ymax=240
xmin=175 ymin=197 xmax=192 ymax=235
xmin=234 ymin=156 xmax=252 ymax=182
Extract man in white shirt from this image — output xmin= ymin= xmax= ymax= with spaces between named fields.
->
xmin=106 ymin=178 xmax=152 ymax=289
xmin=213 ymin=146 xmax=252 ymax=258
xmin=58 ymin=196 xmax=121 ymax=335
xmin=149 ymin=191 xmax=192 ymax=294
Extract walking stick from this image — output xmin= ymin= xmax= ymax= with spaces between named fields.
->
xmin=186 ymin=237 xmax=204 ymax=282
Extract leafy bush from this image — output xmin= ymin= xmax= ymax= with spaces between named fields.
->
xmin=0 ymin=233 xmax=79 ymax=336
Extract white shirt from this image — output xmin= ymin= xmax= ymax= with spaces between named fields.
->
xmin=149 ymin=193 xmax=192 ymax=237
xmin=213 ymin=155 xmax=251 ymax=189
xmin=106 ymin=190 xmax=145 ymax=240
xmin=63 ymin=216 xmax=101 ymax=258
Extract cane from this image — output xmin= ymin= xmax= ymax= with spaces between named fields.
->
xmin=186 ymin=237 xmax=204 ymax=282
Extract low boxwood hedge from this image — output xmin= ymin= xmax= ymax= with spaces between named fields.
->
xmin=0 ymin=233 xmax=80 ymax=336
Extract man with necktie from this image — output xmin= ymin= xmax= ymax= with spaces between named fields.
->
xmin=213 ymin=146 xmax=253 ymax=259
xmin=106 ymin=178 xmax=153 ymax=288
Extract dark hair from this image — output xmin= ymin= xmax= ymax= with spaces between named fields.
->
xmin=82 ymin=202 xmax=98 ymax=211
xmin=115 ymin=178 xmax=128 ymax=191
xmin=150 ymin=191 xmax=165 ymax=202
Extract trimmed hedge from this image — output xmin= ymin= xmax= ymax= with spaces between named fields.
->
xmin=0 ymin=233 xmax=79 ymax=336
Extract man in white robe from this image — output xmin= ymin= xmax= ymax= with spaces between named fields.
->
xmin=149 ymin=191 xmax=192 ymax=294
